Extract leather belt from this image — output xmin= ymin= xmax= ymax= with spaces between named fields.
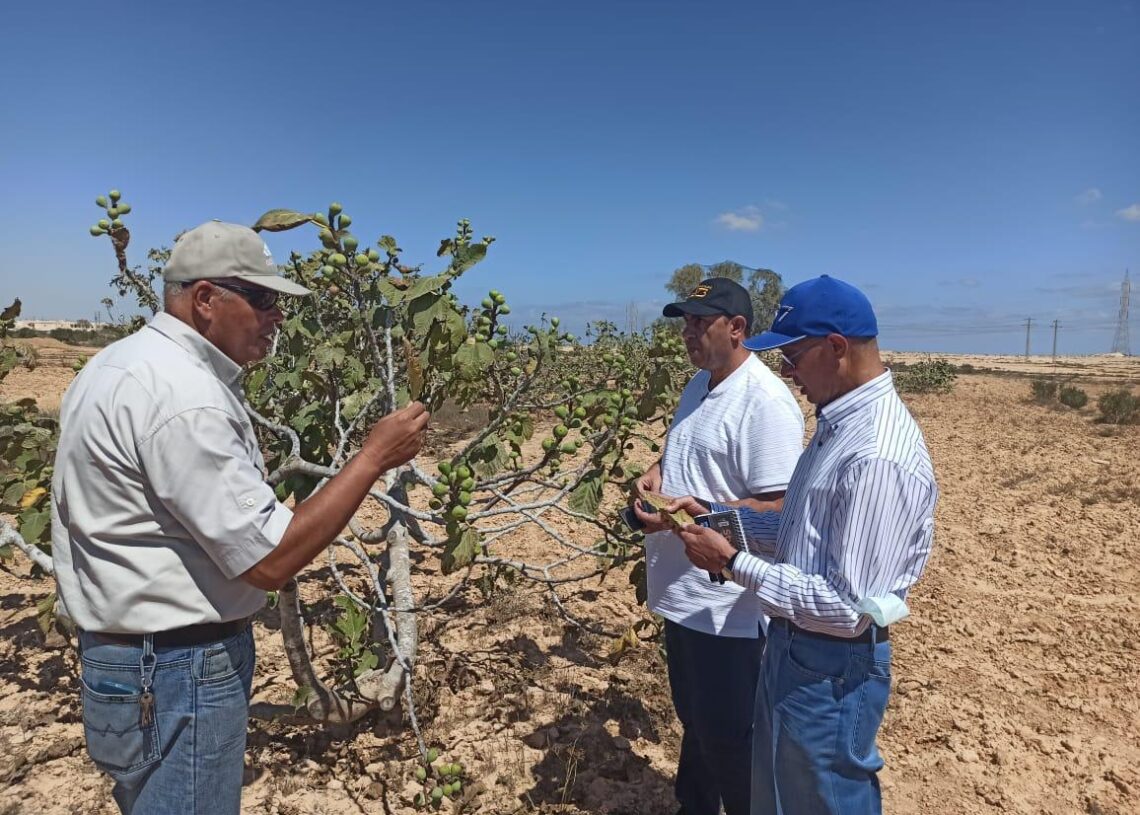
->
xmin=86 ymin=618 xmax=250 ymax=648
xmin=769 ymin=617 xmax=889 ymax=644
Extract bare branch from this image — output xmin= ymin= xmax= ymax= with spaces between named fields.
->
xmin=1 ymin=520 xmax=53 ymax=574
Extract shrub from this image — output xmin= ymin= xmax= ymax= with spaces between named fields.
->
xmin=1058 ymin=385 xmax=1088 ymax=409
xmin=1030 ymin=379 xmax=1058 ymax=403
xmin=894 ymin=357 xmax=958 ymax=394
xmin=1097 ymin=389 xmax=1140 ymax=425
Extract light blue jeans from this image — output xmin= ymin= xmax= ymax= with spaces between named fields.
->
xmin=77 ymin=626 xmax=255 ymax=815
xmin=752 ymin=622 xmax=892 ymax=815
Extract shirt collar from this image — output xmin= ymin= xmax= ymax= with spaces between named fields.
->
xmin=147 ymin=312 xmax=245 ymax=390
xmin=818 ymin=369 xmax=894 ymax=426
xmin=702 ymin=354 xmax=755 ymax=399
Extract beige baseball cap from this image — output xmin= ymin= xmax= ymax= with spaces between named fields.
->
xmin=163 ymin=221 xmax=311 ymax=296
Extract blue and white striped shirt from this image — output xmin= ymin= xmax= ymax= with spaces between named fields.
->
xmin=712 ymin=370 xmax=938 ymax=637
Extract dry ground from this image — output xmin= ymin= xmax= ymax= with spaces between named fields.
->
xmin=1 ymin=343 xmax=1138 ymax=814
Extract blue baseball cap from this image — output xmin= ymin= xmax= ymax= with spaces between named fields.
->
xmin=743 ymin=275 xmax=877 ymax=351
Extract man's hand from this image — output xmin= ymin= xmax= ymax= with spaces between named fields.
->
xmin=665 ymin=495 xmax=710 ymax=519
xmin=635 ymin=462 xmax=662 ymax=497
xmin=632 ymin=497 xmax=671 ymax=533
xmin=677 ymin=524 xmax=737 ymax=573
xmin=360 ymin=402 xmax=430 ymax=473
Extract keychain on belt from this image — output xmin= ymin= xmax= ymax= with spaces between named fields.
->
xmin=138 ymin=634 xmax=156 ymax=726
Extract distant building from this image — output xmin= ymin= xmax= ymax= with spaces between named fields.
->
xmin=14 ymin=319 xmax=109 ymax=332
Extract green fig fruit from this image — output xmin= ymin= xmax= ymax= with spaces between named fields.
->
xmin=313 ymin=212 xmax=329 ymax=226
xmin=415 ymin=766 xmax=427 ymax=781
xmin=481 ymin=297 xmax=493 ymax=309
xmin=98 ymin=219 xmax=110 ymax=229
xmin=553 ymin=424 xmax=568 ymax=439
xmin=432 ymin=482 xmax=449 ymax=497
xmin=456 ymin=465 xmax=472 ymax=480
xmin=355 ymin=254 xmax=370 ymax=267
xmin=95 ymin=196 xmax=108 ymax=208
xmin=342 ymin=235 xmax=359 ymax=251
xmin=89 ymin=225 xmax=105 ymax=236
xmin=117 ymin=203 xmax=131 ymax=214
xmin=499 ymin=305 xmax=511 ymax=315
xmin=426 ymin=748 xmax=439 ymax=763
xmin=111 ymin=219 xmax=124 ymax=229
xmin=551 ymin=317 xmax=560 ymax=327
xmin=438 ymin=461 xmax=453 ymax=475
xmin=338 ymin=214 xmax=352 ymax=227
xmin=460 ymin=477 xmax=475 ymax=491
xmin=367 ymin=248 xmax=380 ymax=262
xmin=107 ymin=207 xmax=119 ymax=218
xmin=458 ymin=491 xmax=472 ymax=506
xmin=109 ymin=189 xmax=121 ymax=201
xmin=330 ymin=253 xmax=347 ymax=268
xmin=329 ymin=202 xmax=343 ymax=215
xmin=450 ymin=506 xmax=468 ymax=521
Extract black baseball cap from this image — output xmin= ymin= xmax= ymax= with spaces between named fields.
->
xmin=662 ymin=278 xmax=753 ymax=327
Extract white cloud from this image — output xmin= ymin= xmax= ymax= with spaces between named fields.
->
xmin=1075 ymin=188 xmax=1102 ymax=205
xmin=715 ymin=205 xmax=764 ymax=232
xmin=1115 ymin=203 xmax=1140 ymax=222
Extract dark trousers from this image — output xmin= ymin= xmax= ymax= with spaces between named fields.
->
xmin=664 ymin=619 xmax=765 ymax=815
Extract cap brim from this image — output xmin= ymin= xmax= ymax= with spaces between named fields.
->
xmin=742 ymin=331 xmax=805 ymax=352
xmin=662 ymin=301 xmax=729 ymax=318
xmin=232 ymin=274 xmax=312 ymax=297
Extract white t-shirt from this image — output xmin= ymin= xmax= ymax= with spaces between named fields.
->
xmin=645 ymin=354 xmax=804 ymax=637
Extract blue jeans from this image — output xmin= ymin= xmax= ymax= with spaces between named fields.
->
xmin=664 ymin=619 xmax=764 ymax=815
xmin=77 ymin=626 xmax=255 ymax=815
xmin=752 ymin=622 xmax=891 ymax=815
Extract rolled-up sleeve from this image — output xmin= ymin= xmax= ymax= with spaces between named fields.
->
xmin=138 ymin=406 xmax=292 ymax=578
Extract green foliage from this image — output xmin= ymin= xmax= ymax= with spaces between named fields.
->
xmin=1097 ymin=388 xmax=1140 ymax=425
xmin=893 ymin=357 xmax=958 ymax=394
xmin=330 ymin=595 xmax=380 ymax=682
xmin=0 ymin=299 xmax=57 ymax=567
xmin=1058 ymin=385 xmax=1088 ymax=409
xmin=1030 ymin=379 xmax=1058 ymax=403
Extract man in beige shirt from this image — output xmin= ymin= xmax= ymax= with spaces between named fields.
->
xmin=52 ymin=222 xmax=428 ymax=815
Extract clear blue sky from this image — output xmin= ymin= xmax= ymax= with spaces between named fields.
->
xmin=2 ymin=1 xmax=1138 ymax=354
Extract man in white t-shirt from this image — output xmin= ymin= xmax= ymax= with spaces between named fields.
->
xmin=632 ymin=277 xmax=803 ymax=815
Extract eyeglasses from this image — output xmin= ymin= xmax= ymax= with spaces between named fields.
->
xmin=210 ymin=281 xmax=280 ymax=311
xmin=780 ymin=341 xmax=817 ymax=370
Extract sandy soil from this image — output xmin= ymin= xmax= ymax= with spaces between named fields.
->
xmin=1 ymin=344 xmax=1138 ymax=814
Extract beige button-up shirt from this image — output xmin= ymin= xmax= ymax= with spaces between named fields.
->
xmin=51 ymin=313 xmax=293 ymax=633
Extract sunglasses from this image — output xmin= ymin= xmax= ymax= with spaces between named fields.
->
xmin=210 ymin=281 xmax=280 ymax=311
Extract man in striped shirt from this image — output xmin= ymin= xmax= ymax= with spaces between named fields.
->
xmin=672 ymin=275 xmax=939 ymax=815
